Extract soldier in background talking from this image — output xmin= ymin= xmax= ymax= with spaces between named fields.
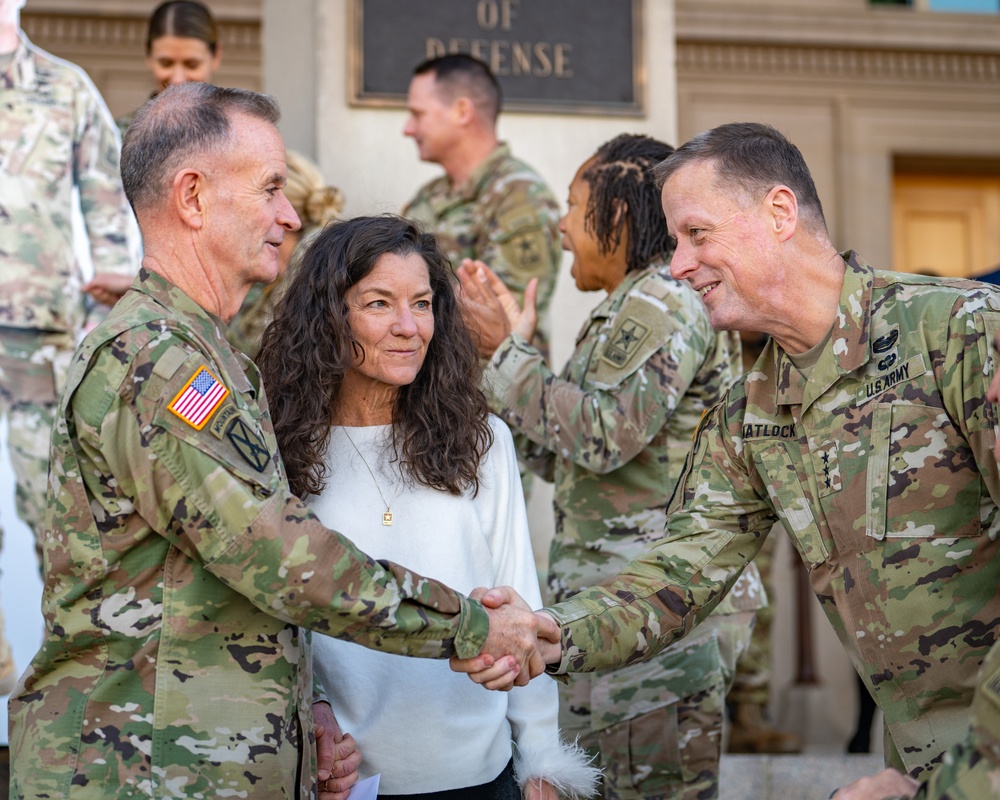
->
xmin=8 ymin=82 xmax=545 ymax=800
xmin=0 ymin=0 xmax=139 ymax=694
xmin=403 ymin=53 xmax=561 ymax=361
xmin=454 ymin=122 xmax=1000 ymax=787
xmin=458 ymin=133 xmax=764 ymax=800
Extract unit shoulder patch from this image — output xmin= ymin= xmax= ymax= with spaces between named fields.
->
xmin=226 ymin=416 xmax=270 ymax=473
xmin=602 ymin=316 xmax=651 ymax=369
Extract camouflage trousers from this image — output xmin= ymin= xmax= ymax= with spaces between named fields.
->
xmin=728 ymin=527 xmax=780 ymax=707
xmin=0 ymin=328 xmax=74 ymax=566
xmin=560 ymin=610 xmax=756 ymax=800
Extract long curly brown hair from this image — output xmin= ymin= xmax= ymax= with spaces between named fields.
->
xmin=257 ymin=215 xmax=493 ymax=498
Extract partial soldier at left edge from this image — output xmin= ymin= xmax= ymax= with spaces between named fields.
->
xmin=0 ymin=0 xmax=140 ymax=694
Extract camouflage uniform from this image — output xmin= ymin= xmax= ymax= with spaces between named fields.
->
xmin=911 ymin=642 xmax=1000 ymax=799
xmin=8 ymin=267 xmax=488 ymax=800
xmin=0 ymin=33 xmax=138 ymax=552
xmin=226 ymin=279 xmax=279 ymax=360
xmin=484 ymin=263 xmax=764 ymax=799
xmin=227 ymin=229 xmax=315 ymax=360
xmin=404 ymin=142 xmax=561 ymax=357
xmin=542 ymin=252 xmax=1000 ymax=782
xmin=727 ymin=529 xmax=777 ymax=709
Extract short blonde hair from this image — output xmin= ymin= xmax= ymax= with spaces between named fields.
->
xmin=285 ymin=150 xmax=344 ymax=232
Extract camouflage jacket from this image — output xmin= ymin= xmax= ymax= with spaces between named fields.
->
xmin=9 ymin=268 xmax=488 ymax=799
xmin=484 ymin=262 xmax=763 ymax=612
xmin=911 ymin=640 xmax=1000 ymax=798
xmin=544 ymin=252 xmax=1000 ymax=779
xmin=226 ymin=228 xmax=316 ymax=359
xmin=404 ymin=142 xmax=561 ymax=356
xmin=0 ymin=33 xmax=138 ymax=333
xmin=226 ymin=279 xmax=277 ymax=360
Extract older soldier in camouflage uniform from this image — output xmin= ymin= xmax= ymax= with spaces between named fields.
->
xmin=458 ymin=134 xmax=764 ymax=800
xmin=456 ymin=122 xmax=1000 ymax=786
xmin=0 ymin=0 xmax=139 ymax=691
xmin=403 ymin=53 xmax=560 ymax=359
xmin=8 ymin=82 xmax=545 ymax=800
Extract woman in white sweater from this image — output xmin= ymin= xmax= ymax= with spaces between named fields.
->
xmin=258 ymin=216 xmax=597 ymax=800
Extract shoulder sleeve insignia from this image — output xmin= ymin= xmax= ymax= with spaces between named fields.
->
xmin=602 ymin=316 xmax=651 ymax=368
xmin=99 ymin=124 xmax=120 ymax=176
xmin=209 ymin=404 xmax=241 ymax=439
xmin=226 ymin=417 xmax=271 ymax=473
xmin=514 ymin=234 xmax=542 ymax=266
xmin=167 ymin=366 xmax=230 ymax=430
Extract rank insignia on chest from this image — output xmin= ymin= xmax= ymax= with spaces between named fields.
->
xmin=602 ymin=316 xmax=650 ymax=368
xmin=168 ymin=366 xmax=230 ymax=430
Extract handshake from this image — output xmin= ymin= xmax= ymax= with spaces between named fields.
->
xmin=450 ymin=586 xmax=563 ymax=690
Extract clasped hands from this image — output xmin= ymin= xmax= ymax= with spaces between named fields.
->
xmin=450 ymin=586 xmax=562 ymax=690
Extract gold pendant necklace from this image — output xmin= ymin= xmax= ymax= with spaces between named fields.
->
xmin=341 ymin=426 xmax=397 ymax=526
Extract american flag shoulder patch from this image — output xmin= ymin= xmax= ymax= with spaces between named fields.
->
xmin=168 ymin=366 xmax=230 ymax=430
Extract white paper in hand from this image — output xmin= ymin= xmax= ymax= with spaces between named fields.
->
xmin=346 ymin=773 xmax=380 ymax=800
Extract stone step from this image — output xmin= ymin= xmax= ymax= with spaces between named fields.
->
xmin=720 ymin=753 xmax=887 ymax=800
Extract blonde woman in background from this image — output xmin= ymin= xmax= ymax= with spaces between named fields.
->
xmin=227 ymin=149 xmax=344 ymax=358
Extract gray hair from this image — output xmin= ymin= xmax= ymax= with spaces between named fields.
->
xmin=652 ymin=122 xmax=827 ymax=233
xmin=121 ymin=82 xmax=281 ymax=215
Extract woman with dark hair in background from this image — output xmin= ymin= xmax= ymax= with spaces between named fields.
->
xmin=257 ymin=215 xmax=597 ymax=800
xmin=117 ymin=0 xmax=220 ymax=134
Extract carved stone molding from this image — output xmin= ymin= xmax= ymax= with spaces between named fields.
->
xmin=21 ymin=13 xmax=261 ymax=55
xmin=19 ymin=11 xmax=263 ymax=118
xmin=677 ymin=41 xmax=1000 ymax=86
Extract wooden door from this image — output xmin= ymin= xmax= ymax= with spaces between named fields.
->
xmin=893 ymin=174 xmax=1000 ymax=279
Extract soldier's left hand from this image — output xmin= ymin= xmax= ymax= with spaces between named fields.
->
xmin=829 ymin=768 xmax=919 ymax=799
xmin=314 ymin=701 xmax=361 ymax=800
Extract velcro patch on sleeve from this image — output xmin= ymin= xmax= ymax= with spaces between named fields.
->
xmin=167 ymin=366 xmax=230 ymax=430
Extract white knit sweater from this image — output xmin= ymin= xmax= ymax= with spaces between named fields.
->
xmin=309 ymin=417 xmax=597 ymax=796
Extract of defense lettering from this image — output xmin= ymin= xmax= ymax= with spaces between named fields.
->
xmin=426 ymin=0 xmax=572 ymax=79
xmin=425 ymin=38 xmax=573 ymax=78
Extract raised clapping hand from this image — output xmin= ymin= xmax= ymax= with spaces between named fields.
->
xmin=449 ymin=586 xmax=562 ymax=690
xmin=455 ymin=259 xmax=538 ymax=359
